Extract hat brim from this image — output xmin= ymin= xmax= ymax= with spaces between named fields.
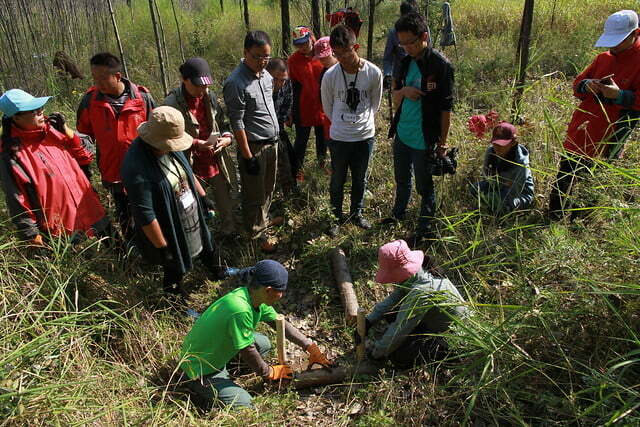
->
xmin=594 ymin=30 xmax=634 ymax=47
xmin=190 ymin=75 xmax=213 ymax=86
xmin=491 ymin=138 xmax=514 ymax=146
xmin=13 ymin=96 xmax=51 ymax=117
xmin=137 ymin=121 xmax=193 ymax=152
xmin=293 ymin=34 xmax=311 ymax=45
xmin=375 ymin=249 xmax=424 ymax=284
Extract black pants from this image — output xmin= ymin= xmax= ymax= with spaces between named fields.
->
xmin=104 ymin=182 xmax=134 ymax=243
xmin=162 ymin=244 xmax=223 ymax=294
xmin=293 ymin=125 xmax=326 ymax=172
xmin=549 ymin=154 xmax=594 ymax=218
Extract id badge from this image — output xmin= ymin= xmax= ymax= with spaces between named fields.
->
xmin=179 ymin=189 xmax=196 ymax=209
xmin=341 ymin=112 xmax=359 ymax=123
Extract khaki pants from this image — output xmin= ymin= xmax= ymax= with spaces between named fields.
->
xmin=238 ymin=141 xmax=278 ymax=238
xmin=204 ymin=173 xmax=239 ymax=234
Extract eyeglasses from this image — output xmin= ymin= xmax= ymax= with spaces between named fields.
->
xmin=16 ymin=108 xmax=44 ymax=117
xmin=398 ymin=36 xmax=422 ymax=47
xmin=248 ymin=52 xmax=272 ymax=62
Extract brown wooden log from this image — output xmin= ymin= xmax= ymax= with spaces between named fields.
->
xmin=276 ymin=314 xmax=286 ymax=365
xmin=292 ymin=361 xmax=379 ymax=389
xmin=329 ymin=247 xmax=359 ymax=324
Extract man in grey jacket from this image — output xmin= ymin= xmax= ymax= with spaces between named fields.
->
xmin=363 ymin=239 xmax=468 ymax=368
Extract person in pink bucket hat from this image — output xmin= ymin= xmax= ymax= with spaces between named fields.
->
xmin=360 ymin=239 xmax=468 ymax=368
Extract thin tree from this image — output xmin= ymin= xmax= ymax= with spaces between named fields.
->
xmin=311 ymin=0 xmax=321 ymax=38
xmin=220 ymin=0 xmax=224 ymax=14
xmin=281 ymin=0 xmax=291 ymax=56
xmin=242 ymin=0 xmax=250 ymax=29
xmin=106 ymin=0 xmax=129 ymax=79
xmin=149 ymin=0 xmax=168 ymax=95
xmin=511 ymin=0 xmax=534 ymax=122
xmin=169 ymin=0 xmax=185 ymax=63
xmin=153 ymin=0 xmax=171 ymax=77
xmin=367 ymin=0 xmax=375 ymax=59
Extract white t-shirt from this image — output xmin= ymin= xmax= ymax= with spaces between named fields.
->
xmin=320 ymin=59 xmax=383 ymax=142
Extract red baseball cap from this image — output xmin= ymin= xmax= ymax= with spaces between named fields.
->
xmin=491 ymin=122 xmax=517 ymax=146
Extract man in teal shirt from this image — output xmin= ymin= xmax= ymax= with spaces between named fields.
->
xmin=180 ymin=260 xmax=333 ymax=409
xmin=384 ymin=12 xmax=455 ymax=246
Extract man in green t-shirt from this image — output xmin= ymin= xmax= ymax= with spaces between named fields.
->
xmin=180 ymin=260 xmax=333 ymax=409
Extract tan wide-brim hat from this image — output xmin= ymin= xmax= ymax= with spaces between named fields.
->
xmin=137 ymin=106 xmax=193 ymax=152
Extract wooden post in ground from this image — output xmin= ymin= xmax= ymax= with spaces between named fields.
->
xmin=148 ymin=0 xmax=168 ymax=96
xmin=281 ymin=0 xmax=291 ymax=56
xmin=276 ymin=314 xmax=286 ymax=364
xmin=242 ymin=0 xmax=250 ymax=30
xmin=329 ymin=247 xmax=359 ymax=325
xmin=367 ymin=0 xmax=375 ymax=60
xmin=356 ymin=308 xmax=367 ymax=361
xmin=311 ymin=0 xmax=321 ymax=38
xmin=169 ymin=0 xmax=186 ymax=63
xmin=106 ymin=0 xmax=129 ymax=79
xmin=511 ymin=0 xmax=535 ymax=122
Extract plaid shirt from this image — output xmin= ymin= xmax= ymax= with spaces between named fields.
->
xmin=273 ymin=79 xmax=292 ymax=124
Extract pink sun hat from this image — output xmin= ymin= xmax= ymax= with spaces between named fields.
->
xmin=375 ymin=240 xmax=424 ymax=284
xmin=313 ymin=36 xmax=333 ymax=60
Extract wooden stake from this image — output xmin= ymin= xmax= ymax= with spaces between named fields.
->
xmin=276 ymin=314 xmax=286 ymax=365
xmin=148 ymin=0 xmax=168 ymax=96
xmin=169 ymin=0 xmax=185 ymax=63
xmin=242 ymin=0 xmax=250 ymax=30
xmin=280 ymin=0 xmax=291 ymax=56
xmin=329 ymin=247 xmax=359 ymax=324
xmin=311 ymin=0 xmax=321 ymax=38
xmin=292 ymin=361 xmax=379 ymax=389
xmin=367 ymin=0 xmax=375 ymax=60
xmin=106 ymin=0 xmax=129 ymax=80
xmin=356 ymin=308 xmax=366 ymax=361
xmin=511 ymin=0 xmax=535 ymax=123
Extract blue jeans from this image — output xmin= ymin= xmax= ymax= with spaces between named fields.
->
xmin=328 ymin=138 xmax=374 ymax=218
xmin=185 ymin=332 xmax=271 ymax=409
xmin=391 ymin=137 xmax=435 ymax=234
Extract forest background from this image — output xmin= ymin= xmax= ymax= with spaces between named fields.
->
xmin=0 ymin=0 xmax=639 ymax=425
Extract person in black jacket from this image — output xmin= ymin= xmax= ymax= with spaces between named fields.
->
xmin=383 ymin=12 xmax=454 ymax=247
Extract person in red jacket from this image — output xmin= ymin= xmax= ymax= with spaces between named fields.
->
xmin=550 ymin=10 xmax=640 ymax=219
xmin=77 ymin=52 xmax=155 ymax=241
xmin=0 ymin=89 xmax=110 ymax=245
xmin=288 ymin=26 xmax=328 ymax=180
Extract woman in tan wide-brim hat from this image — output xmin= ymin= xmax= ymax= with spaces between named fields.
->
xmin=121 ymin=106 xmax=223 ymax=295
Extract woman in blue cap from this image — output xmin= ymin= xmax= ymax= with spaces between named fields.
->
xmin=0 ymin=89 xmax=109 ymax=245
xmin=180 ymin=259 xmax=334 ymax=409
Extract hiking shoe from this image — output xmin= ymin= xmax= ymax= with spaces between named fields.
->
xmin=406 ymin=231 xmax=435 ymax=248
xmin=296 ymin=170 xmax=305 ymax=183
xmin=380 ymin=216 xmax=402 ymax=225
xmin=351 ymin=215 xmax=371 ymax=229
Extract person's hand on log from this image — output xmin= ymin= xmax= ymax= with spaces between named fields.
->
xmin=306 ymin=343 xmax=335 ymax=370
xmin=266 ymin=364 xmax=293 ymax=381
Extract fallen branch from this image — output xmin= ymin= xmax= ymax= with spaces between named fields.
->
xmin=291 ymin=361 xmax=379 ymax=389
xmin=329 ymin=247 xmax=359 ymax=324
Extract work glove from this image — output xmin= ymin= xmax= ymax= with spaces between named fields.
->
xmin=46 ymin=112 xmax=66 ymax=133
xmin=200 ymin=196 xmax=216 ymax=219
xmin=244 ymin=156 xmax=260 ymax=175
xmin=160 ymin=246 xmax=174 ymax=266
xmin=29 ymin=234 xmax=45 ymax=247
xmin=353 ymin=318 xmax=372 ymax=345
xmin=266 ymin=364 xmax=293 ymax=381
xmin=383 ymin=75 xmax=393 ymax=91
xmin=306 ymin=343 xmax=334 ymax=369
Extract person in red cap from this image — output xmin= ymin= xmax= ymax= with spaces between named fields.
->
xmin=314 ymin=36 xmax=338 ymax=146
xmin=471 ymin=122 xmax=534 ymax=215
xmin=164 ymin=57 xmax=240 ymax=236
xmin=549 ymin=10 xmax=640 ymax=219
xmin=77 ymin=52 xmax=156 ymax=243
xmin=359 ymin=239 xmax=468 ymax=368
xmin=288 ymin=26 xmax=329 ymax=179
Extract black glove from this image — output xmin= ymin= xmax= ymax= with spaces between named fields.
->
xmin=80 ymin=164 xmax=92 ymax=180
xmin=47 ymin=112 xmax=67 ymax=133
xmin=383 ymin=75 xmax=393 ymax=91
xmin=353 ymin=318 xmax=372 ymax=345
xmin=201 ymin=196 xmax=216 ymax=212
xmin=244 ymin=156 xmax=260 ymax=175
xmin=160 ymin=246 xmax=174 ymax=266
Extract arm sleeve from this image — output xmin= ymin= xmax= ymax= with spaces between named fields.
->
xmin=238 ymin=344 xmax=271 ymax=377
xmin=366 ymin=285 xmax=408 ymax=325
xmin=223 ymin=80 xmax=246 ymax=132
xmin=62 ymin=132 xmax=93 ymax=166
xmin=370 ymin=288 xmax=434 ymax=359
xmin=370 ymin=67 xmax=384 ymax=113
xmin=76 ymin=93 xmax=93 ymax=137
xmin=143 ymin=92 xmax=157 ymax=119
xmin=572 ymin=57 xmax=598 ymax=100
xmin=228 ymin=312 xmax=256 ymax=351
xmin=212 ymin=94 xmax=230 ymax=133
xmin=439 ymin=63 xmax=455 ymax=112
xmin=382 ymin=32 xmax=395 ymax=76
xmin=265 ymin=320 xmax=312 ymax=349
xmin=501 ymin=164 xmax=535 ymax=212
xmin=320 ymin=70 xmax=334 ymax=120
xmin=283 ymin=80 xmax=293 ymax=118
xmin=0 ymin=157 xmax=39 ymax=239
xmin=122 ymin=178 xmax=157 ymax=227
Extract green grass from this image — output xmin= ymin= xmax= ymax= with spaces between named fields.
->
xmin=1 ymin=0 xmax=640 ymax=425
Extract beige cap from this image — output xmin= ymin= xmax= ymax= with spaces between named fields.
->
xmin=137 ymin=106 xmax=193 ymax=152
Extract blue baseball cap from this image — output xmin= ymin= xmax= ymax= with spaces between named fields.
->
xmin=0 ymin=89 xmax=51 ymax=118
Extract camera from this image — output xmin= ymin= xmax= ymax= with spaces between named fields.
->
xmin=426 ymin=147 xmax=458 ymax=176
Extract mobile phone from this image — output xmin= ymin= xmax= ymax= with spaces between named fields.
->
xmin=599 ymin=73 xmax=615 ymax=84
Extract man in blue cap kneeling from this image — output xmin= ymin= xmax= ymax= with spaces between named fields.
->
xmin=180 ymin=260 xmax=333 ymax=409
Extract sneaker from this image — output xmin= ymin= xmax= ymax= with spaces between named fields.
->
xmin=296 ymin=170 xmax=305 ymax=183
xmin=351 ymin=215 xmax=371 ymax=229
xmin=260 ymin=240 xmax=277 ymax=253
xmin=406 ymin=231 xmax=435 ymax=248
xmin=380 ymin=216 xmax=402 ymax=225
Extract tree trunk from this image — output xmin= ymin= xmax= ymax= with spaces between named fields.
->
xmin=311 ymin=0 xmax=321 ymax=38
xmin=170 ymin=0 xmax=186 ymax=63
xmin=220 ymin=0 xmax=224 ymax=14
xmin=281 ymin=0 xmax=291 ymax=56
xmin=329 ymin=247 xmax=360 ymax=325
xmin=106 ymin=0 xmax=129 ymax=79
xmin=242 ymin=0 xmax=250 ymax=29
xmin=367 ymin=0 xmax=375 ymax=59
xmin=149 ymin=0 xmax=168 ymax=96
xmin=511 ymin=0 xmax=534 ymax=122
